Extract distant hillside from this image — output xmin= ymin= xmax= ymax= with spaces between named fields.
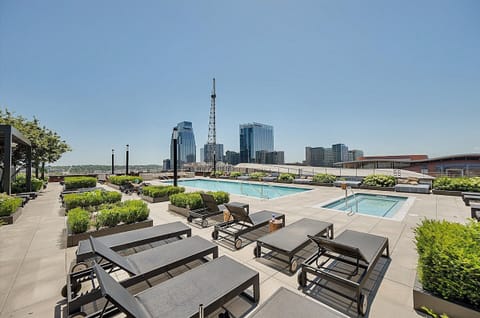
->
xmin=48 ymin=164 xmax=163 ymax=174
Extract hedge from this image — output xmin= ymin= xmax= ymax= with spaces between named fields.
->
xmin=11 ymin=174 xmax=44 ymax=193
xmin=170 ymin=191 xmax=229 ymax=210
xmin=70 ymin=200 xmax=150 ymax=232
xmin=64 ymin=190 xmax=122 ymax=210
xmin=249 ymin=172 xmax=266 ymax=180
xmin=142 ymin=185 xmax=185 ymax=198
xmin=433 ymin=177 xmax=480 ymax=192
xmin=64 ymin=176 xmax=97 ymax=190
xmin=0 ymin=194 xmax=23 ymax=217
xmin=362 ymin=174 xmax=395 ymax=187
xmin=312 ymin=173 xmax=336 ymax=183
xmin=108 ymin=175 xmax=143 ymax=186
xmin=278 ymin=173 xmax=295 ymax=182
xmin=415 ymin=219 xmax=480 ymax=308
xmin=67 ymin=208 xmax=90 ymax=234
xmin=230 ymin=172 xmax=242 ymax=178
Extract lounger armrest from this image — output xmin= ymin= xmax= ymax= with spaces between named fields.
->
xmin=308 ymin=235 xmax=369 ymax=264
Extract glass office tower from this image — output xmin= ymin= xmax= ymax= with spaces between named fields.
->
xmin=170 ymin=121 xmax=196 ymax=168
xmin=239 ymin=122 xmax=274 ymax=163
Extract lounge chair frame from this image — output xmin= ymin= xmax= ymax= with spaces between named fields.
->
xmin=212 ymin=204 xmax=285 ymax=249
xmin=298 ymin=230 xmax=389 ymax=315
xmin=187 ymin=192 xmax=226 ymax=227
xmin=67 ymin=235 xmax=218 ymax=316
xmin=463 ymin=194 xmax=480 ymax=206
xmin=254 ymin=218 xmax=334 ymax=273
xmin=76 ymin=221 xmax=191 ymax=262
xmin=90 ymin=255 xmax=259 ymax=318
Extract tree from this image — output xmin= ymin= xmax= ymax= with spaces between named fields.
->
xmin=0 ymin=108 xmax=71 ymax=179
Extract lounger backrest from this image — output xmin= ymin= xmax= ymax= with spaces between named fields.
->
xmin=200 ymin=193 xmax=221 ymax=212
xmin=308 ymin=235 xmax=369 ymax=264
xmin=93 ymin=263 xmax=150 ymax=318
xmin=89 ymin=236 xmax=138 ymax=275
xmin=226 ymin=204 xmax=250 ymax=222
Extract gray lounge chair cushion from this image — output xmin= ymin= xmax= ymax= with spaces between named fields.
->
xmin=250 ymin=287 xmax=347 ymax=318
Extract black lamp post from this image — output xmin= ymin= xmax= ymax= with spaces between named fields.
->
xmin=111 ymin=149 xmax=115 ymax=174
xmin=126 ymin=144 xmax=129 ymax=175
xmin=173 ymin=127 xmax=178 ymax=187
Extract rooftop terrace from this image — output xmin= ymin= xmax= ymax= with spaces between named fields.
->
xmin=0 ymin=180 xmax=473 ymax=317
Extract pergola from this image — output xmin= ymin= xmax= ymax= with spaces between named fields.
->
xmin=0 ymin=125 xmax=32 ymax=194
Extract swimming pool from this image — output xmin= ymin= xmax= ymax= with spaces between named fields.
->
xmin=163 ymin=179 xmax=311 ymax=199
xmin=322 ymin=193 xmax=411 ymax=219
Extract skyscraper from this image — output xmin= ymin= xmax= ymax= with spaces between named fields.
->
xmin=332 ymin=143 xmax=349 ymax=163
xmin=239 ymin=122 xmax=274 ymax=163
xmin=204 ymin=143 xmax=224 ymax=163
xmin=170 ymin=121 xmax=196 ymax=168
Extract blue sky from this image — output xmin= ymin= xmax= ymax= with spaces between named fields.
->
xmin=1 ymin=1 xmax=479 ymax=165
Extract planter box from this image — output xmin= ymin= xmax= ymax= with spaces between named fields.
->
xmin=0 ymin=207 xmax=22 ymax=225
xmin=432 ymin=189 xmax=463 ymax=196
xmin=141 ymin=194 xmax=169 ymax=203
xmin=105 ymin=182 xmax=121 ymax=190
xmin=66 ymin=218 xmax=153 ymax=247
xmin=413 ymin=274 xmax=479 ymax=318
xmin=168 ymin=204 xmax=191 ymax=217
xmin=359 ymin=185 xmax=395 ymax=192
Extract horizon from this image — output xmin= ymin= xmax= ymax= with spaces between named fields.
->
xmin=1 ymin=1 xmax=479 ymax=166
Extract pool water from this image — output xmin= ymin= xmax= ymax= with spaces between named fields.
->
xmin=323 ymin=193 xmax=408 ymax=218
xmin=164 ymin=179 xmax=310 ymax=199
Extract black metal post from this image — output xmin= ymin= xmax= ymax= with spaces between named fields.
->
xmin=173 ymin=128 xmax=178 ymax=187
xmin=111 ymin=149 xmax=115 ymax=174
xmin=126 ymin=144 xmax=129 ymax=175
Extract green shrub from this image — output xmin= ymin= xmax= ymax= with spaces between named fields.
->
xmin=250 ymin=172 xmax=267 ymax=180
xmin=415 ymin=219 xmax=480 ymax=308
xmin=118 ymin=200 xmax=150 ymax=223
xmin=362 ymin=174 xmax=395 ymax=187
xmin=433 ymin=177 xmax=480 ymax=192
xmin=142 ymin=185 xmax=185 ymax=198
xmin=312 ymin=173 xmax=336 ymax=183
xmin=230 ymin=172 xmax=242 ymax=178
xmin=208 ymin=191 xmax=230 ymax=205
xmin=97 ymin=209 xmax=120 ymax=227
xmin=170 ymin=191 xmax=228 ymax=209
xmin=210 ymin=170 xmax=224 ymax=177
xmin=64 ymin=190 xmax=122 ymax=210
xmin=108 ymin=175 xmax=143 ymax=186
xmin=67 ymin=208 xmax=90 ymax=233
xmin=0 ymin=194 xmax=22 ymax=216
xmin=64 ymin=176 xmax=97 ymax=190
xmin=278 ymin=173 xmax=295 ymax=182
xmin=11 ymin=174 xmax=44 ymax=193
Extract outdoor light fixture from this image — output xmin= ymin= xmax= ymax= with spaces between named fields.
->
xmin=126 ymin=144 xmax=129 ymax=175
xmin=173 ymin=127 xmax=178 ymax=187
xmin=111 ymin=149 xmax=115 ymax=175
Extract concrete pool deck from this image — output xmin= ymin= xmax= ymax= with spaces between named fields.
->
xmin=0 ymin=181 xmax=471 ymax=317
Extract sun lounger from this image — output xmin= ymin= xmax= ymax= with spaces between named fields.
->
xmin=471 ymin=202 xmax=480 ymax=221
xmin=262 ymin=176 xmax=277 ymax=182
xmin=254 ymin=218 xmax=334 ymax=273
xmin=394 ymin=183 xmax=430 ymax=194
xmin=334 ymin=180 xmax=362 ymax=188
xmin=212 ymin=203 xmax=285 ymax=250
xmin=249 ymin=287 xmax=347 ymax=318
xmin=76 ymin=221 xmax=191 ymax=262
xmin=187 ymin=193 xmax=226 ymax=227
xmin=92 ymin=255 xmax=259 ymax=317
xmin=462 ymin=193 xmax=480 ymax=206
xmin=298 ymin=230 xmax=389 ymax=315
xmin=67 ymin=235 xmax=217 ymax=315
xmin=293 ymin=178 xmax=313 ymax=184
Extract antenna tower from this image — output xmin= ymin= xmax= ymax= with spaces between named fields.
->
xmin=207 ymin=78 xmax=217 ymax=174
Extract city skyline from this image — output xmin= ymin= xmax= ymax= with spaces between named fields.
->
xmin=1 ymin=1 xmax=479 ymax=166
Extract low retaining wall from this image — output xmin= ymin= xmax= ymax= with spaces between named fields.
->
xmin=431 ymin=189 xmax=463 ymax=196
xmin=168 ymin=204 xmax=190 ymax=217
xmin=140 ymin=195 xmax=169 ymax=203
xmin=413 ymin=274 xmax=479 ymax=318
xmin=0 ymin=207 xmax=22 ymax=225
xmin=66 ymin=218 xmax=153 ymax=247
xmin=359 ymin=185 xmax=395 ymax=192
